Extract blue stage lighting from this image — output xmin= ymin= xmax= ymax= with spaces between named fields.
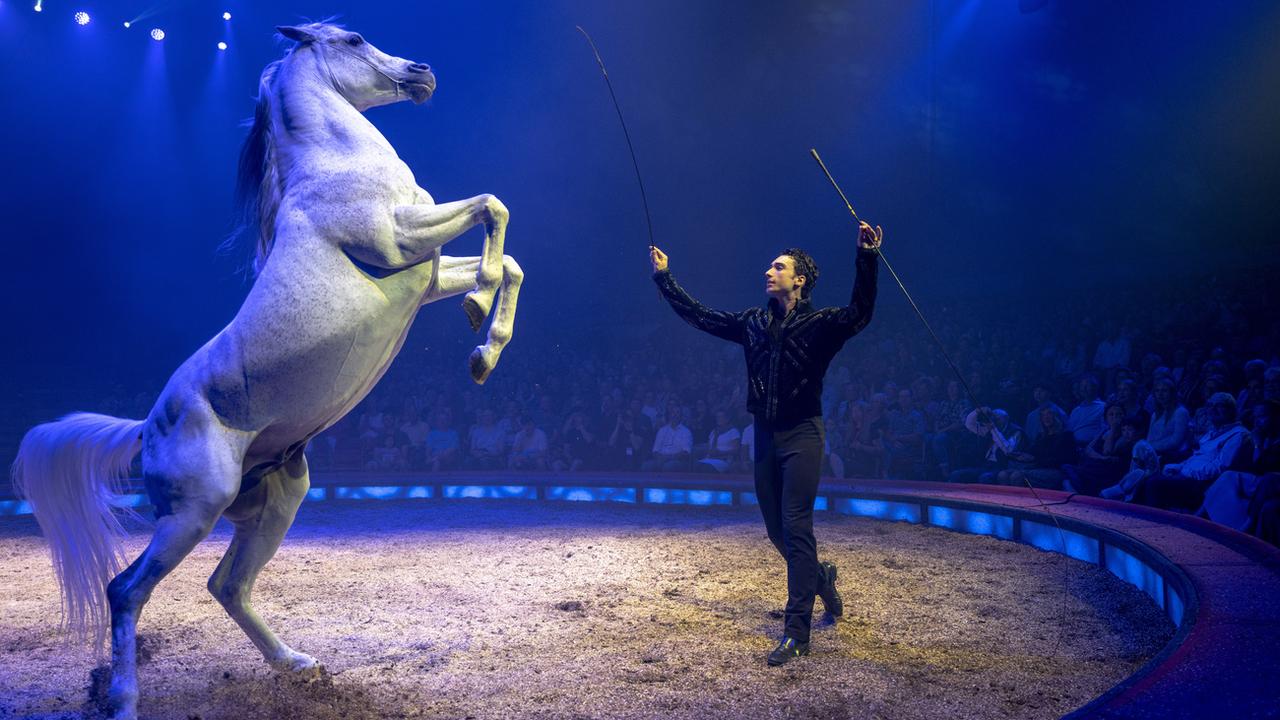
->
xmin=217 ymin=41 xmax=227 ymax=51
xmin=74 ymin=11 xmax=90 ymax=25
xmin=150 ymin=28 xmax=165 ymax=41
xmin=223 ymin=12 xmax=232 ymax=20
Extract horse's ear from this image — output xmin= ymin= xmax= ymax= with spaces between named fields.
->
xmin=276 ymin=25 xmax=315 ymax=44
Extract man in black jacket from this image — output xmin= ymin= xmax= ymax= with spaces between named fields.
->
xmin=649 ymin=222 xmax=881 ymax=666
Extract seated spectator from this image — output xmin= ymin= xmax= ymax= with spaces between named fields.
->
xmin=1067 ymin=375 xmax=1106 ymax=446
xmin=1266 ymin=366 xmax=1280 ymax=404
xmin=1131 ymin=393 xmax=1253 ymax=510
xmin=697 ymin=410 xmax=741 ymax=473
xmin=1190 ymin=374 xmax=1229 ymax=438
xmin=1001 ymin=407 xmax=1077 ymax=489
xmin=643 ymin=406 xmax=692 ymax=472
xmin=1145 ymin=377 xmax=1191 ymax=461
xmin=932 ymin=380 xmax=973 ymax=478
xmin=366 ymin=433 xmax=405 ymax=471
xmin=1023 ymin=382 xmax=1067 ymax=445
xmin=627 ymin=397 xmax=654 ymax=441
xmin=948 ymin=408 xmax=1022 ymax=484
xmin=1237 ymin=359 xmax=1268 ymax=427
xmin=885 ymin=388 xmax=926 ymax=478
xmin=1063 ymin=403 xmax=1136 ymax=496
xmin=465 ymin=408 xmax=506 ymax=470
xmin=849 ymin=396 xmax=889 ymax=478
xmin=508 ymin=415 xmax=549 ymax=471
xmin=1110 ymin=378 xmax=1150 ymax=436
xmin=496 ymin=401 xmax=521 ymax=450
xmin=425 ymin=410 xmax=461 ymax=472
xmin=556 ymin=410 xmax=597 ymax=472
xmin=398 ymin=410 xmax=431 ymax=470
xmin=607 ymin=410 xmax=649 ymax=470
xmin=687 ymin=398 xmax=713 ymax=455
xmin=1198 ymin=399 xmax=1280 ymax=530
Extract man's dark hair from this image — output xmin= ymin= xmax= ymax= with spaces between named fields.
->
xmin=780 ymin=247 xmax=819 ymax=299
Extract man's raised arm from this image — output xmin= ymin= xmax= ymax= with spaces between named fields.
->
xmin=650 ymin=246 xmax=747 ymax=345
xmin=831 ymin=222 xmax=882 ymax=339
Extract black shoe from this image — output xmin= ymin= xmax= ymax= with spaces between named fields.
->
xmin=818 ymin=561 xmax=844 ymax=617
xmin=767 ymin=637 xmax=810 ymax=666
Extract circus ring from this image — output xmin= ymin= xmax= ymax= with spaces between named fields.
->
xmin=2 ymin=472 xmax=1277 ymax=720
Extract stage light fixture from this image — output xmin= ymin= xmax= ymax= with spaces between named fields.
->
xmin=223 ymin=12 xmax=232 ymax=20
xmin=217 ymin=41 xmax=227 ymax=50
xmin=123 ymin=21 xmax=131 ymax=28
xmin=34 ymin=1 xmax=43 ymax=12
xmin=74 ymin=11 xmax=90 ymax=25
xmin=150 ymin=28 xmax=165 ymax=41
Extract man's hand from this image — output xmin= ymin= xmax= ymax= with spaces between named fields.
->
xmin=858 ymin=221 xmax=883 ymax=251
xmin=650 ymin=245 xmax=669 ymax=273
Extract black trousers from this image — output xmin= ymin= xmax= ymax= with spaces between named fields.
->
xmin=754 ymin=416 xmax=826 ymax=642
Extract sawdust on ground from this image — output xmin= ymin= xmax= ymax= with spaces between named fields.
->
xmin=0 ymin=498 xmax=1174 ymax=720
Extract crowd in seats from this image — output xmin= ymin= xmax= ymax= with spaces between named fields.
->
xmin=81 ymin=265 xmax=1280 ymax=546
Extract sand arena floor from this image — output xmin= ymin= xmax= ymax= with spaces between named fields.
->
xmin=0 ymin=498 xmax=1174 ymax=720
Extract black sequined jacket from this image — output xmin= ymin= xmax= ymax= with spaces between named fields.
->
xmin=653 ymin=248 xmax=879 ymax=426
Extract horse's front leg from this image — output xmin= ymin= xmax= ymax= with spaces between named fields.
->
xmin=391 ymin=193 xmax=507 ymax=331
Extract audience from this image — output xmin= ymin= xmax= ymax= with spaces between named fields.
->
xmin=54 ymin=263 xmax=1280 ymax=546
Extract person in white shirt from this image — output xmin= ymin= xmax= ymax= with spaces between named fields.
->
xmin=698 ymin=410 xmax=741 ymax=472
xmin=1067 ymin=375 xmax=1106 ymax=446
xmin=643 ymin=406 xmax=692 ymax=472
xmin=1133 ymin=393 xmax=1251 ymax=510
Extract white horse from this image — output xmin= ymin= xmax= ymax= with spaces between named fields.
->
xmin=11 ymin=23 xmax=521 ymax=720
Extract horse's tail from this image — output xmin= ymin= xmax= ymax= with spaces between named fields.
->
xmin=11 ymin=413 xmax=146 ymax=648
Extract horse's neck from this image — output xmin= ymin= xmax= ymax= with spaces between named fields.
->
xmin=273 ymin=55 xmax=396 ymax=164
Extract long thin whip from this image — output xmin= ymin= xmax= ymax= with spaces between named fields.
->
xmin=810 ymin=147 xmax=1074 ymax=652
xmin=577 ymin=26 xmax=655 ymax=250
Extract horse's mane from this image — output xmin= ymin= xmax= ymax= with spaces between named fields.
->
xmin=232 ymin=22 xmax=344 ymax=275
xmin=233 ymin=59 xmax=283 ymax=276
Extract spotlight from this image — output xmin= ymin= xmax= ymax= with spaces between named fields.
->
xmin=74 ymin=11 xmax=90 ymax=25
xmin=222 ymin=12 xmax=232 ymax=20
xmin=123 ymin=21 xmax=131 ymax=28
xmin=150 ymin=28 xmax=165 ymax=41
xmin=217 ymin=41 xmax=227 ymax=51
xmin=34 ymin=1 xmax=42 ymax=12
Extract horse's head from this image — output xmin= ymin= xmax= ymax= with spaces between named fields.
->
xmin=277 ymin=23 xmax=435 ymax=109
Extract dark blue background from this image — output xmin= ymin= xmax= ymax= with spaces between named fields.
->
xmin=2 ymin=0 xmax=1277 ymax=442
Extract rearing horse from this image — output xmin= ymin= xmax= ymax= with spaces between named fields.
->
xmin=11 ymin=23 xmax=521 ymax=720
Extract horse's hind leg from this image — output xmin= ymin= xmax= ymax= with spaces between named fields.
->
xmin=106 ymin=426 xmax=244 ymax=720
xmin=207 ymin=450 xmax=319 ymax=678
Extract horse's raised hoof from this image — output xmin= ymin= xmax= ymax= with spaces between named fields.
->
xmin=469 ymin=346 xmax=496 ymax=385
xmin=270 ymin=650 xmax=325 ymax=683
xmin=461 ymin=292 xmax=491 ymax=333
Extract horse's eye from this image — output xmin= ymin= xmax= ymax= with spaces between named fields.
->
xmin=347 ymin=35 xmax=364 ymax=46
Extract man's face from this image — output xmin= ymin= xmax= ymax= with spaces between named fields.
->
xmin=764 ymin=255 xmax=804 ymax=297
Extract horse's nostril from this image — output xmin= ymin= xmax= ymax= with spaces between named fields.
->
xmin=409 ymin=63 xmax=431 ymax=73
